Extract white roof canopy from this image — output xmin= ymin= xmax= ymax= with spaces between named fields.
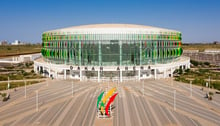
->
xmin=44 ymin=24 xmax=180 ymax=35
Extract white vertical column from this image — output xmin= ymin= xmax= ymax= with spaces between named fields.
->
xmin=79 ymin=41 xmax=82 ymax=66
xmin=99 ymin=41 xmax=102 ymax=66
xmin=80 ymin=69 xmax=82 ymax=81
xmin=120 ymin=69 xmax=122 ymax=82
xmin=64 ymin=69 xmax=66 ymax=80
xmin=48 ymin=68 xmax=51 ymax=78
xmin=163 ymin=69 xmax=166 ymax=78
xmin=154 ymin=68 xmax=157 ymax=80
xmin=70 ymin=69 xmax=72 ymax=79
xmin=139 ymin=40 xmax=142 ymax=66
xmin=34 ymin=65 xmax=36 ymax=72
xmin=56 ymin=70 xmax=58 ymax=79
xmin=138 ymin=68 xmax=141 ymax=81
xmin=49 ymin=62 xmax=51 ymax=78
xmin=42 ymin=67 xmax=45 ymax=76
xmin=98 ymin=70 xmax=100 ymax=83
xmin=170 ymin=68 xmax=173 ymax=77
xmin=119 ymin=41 xmax=122 ymax=66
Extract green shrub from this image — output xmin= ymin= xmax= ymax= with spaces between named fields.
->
xmin=23 ymin=72 xmax=29 ymax=76
xmin=175 ymin=77 xmax=180 ymax=81
xmin=204 ymin=62 xmax=210 ymax=66
xmin=209 ymin=92 xmax=214 ymax=96
xmin=25 ymin=63 xmax=29 ymax=67
xmin=1 ymin=93 xmax=6 ymax=97
xmin=5 ymin=66 xmax=15 ymax=69
xmin=174 ymin=69 xmax=179 ymax=74
xmin=0 ymin=75 xmax=8 ymax=81
xmin=2 ymin=97 xmax=8 ymax=101
xmin=185 ymin=69 xmax=190 ymax=73
xmin=21 ymin=70 xmax=25 ymax=74
xmin=179 ymin=69 xmax=183 ymax=74
xmin=17 ymin=63 xmax=23 ymax=67
xmin=212 ymin=82 xmax=220 ymax=90
xmin=199 ymin=69 xmax=209 ymax=73
xmin=9 ymin=74 xmax=24 ymax=80
xmin=7 ymin=47 xmax=11 ymax=50
xmin=40 ymin=69 xmax=43 ymax=74
xmin=192 ymin=78 xmax=205 ymax=86
xmin=198 ymin=61 xmax=203 ymax=65
xmin=191 ymin=60 xmax=199 ymax=66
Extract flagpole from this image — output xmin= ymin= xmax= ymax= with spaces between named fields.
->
xmin=8 ymin=76 xmax=10 ymax=90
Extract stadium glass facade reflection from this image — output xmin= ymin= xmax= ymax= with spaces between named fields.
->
xmin=41 ymin=24 xmax=183 ymax=66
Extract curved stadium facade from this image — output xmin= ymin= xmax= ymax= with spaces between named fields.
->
xmin=41 ymin=24 xmax=182 ymax=66
xmin=35 ymin=24 xmax=190 ymax=81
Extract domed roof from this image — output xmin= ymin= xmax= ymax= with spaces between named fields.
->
xmin=44 ymin=24 xmax=180 ymax=35
xmin=59 ymin=24 xmax=154 ymax=29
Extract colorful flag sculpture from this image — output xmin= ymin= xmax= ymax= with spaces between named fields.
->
xmin=97 ymin=87 xmax=118 ymax=117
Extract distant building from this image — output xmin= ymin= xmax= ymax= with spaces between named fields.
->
xmin=213 ymin=41 xmax=220 ymax=44
xmin=204 ymin=49 xmax=220 ymax=53
xmin=183 ymin=49 xmax=220 ymax=66
xmin=11 ymin=40 xmax=24 ymax=45
xmin=0 ymin=40 xmax=8 ymax=45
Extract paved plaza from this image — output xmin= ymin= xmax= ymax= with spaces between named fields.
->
xmin=0 ymin=79 xmax=220 ymax=126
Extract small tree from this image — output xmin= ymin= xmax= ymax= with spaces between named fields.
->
xmin=40 ymin=69 xmax=43 ymax=74
xmin=31 ymin=70 xmax=34 ymax=73
xmin=204 ymin=62 xmax=210 ymax=66
xmin=185 ymin=69 xmax=190 ymax=73
xmin=190 ymin=60 xmax=198 ymax=66
xmin=179 ymin=69 xmax=183 ymax=75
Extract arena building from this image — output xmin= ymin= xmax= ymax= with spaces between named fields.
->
xmin=34 ymin=24 xmax=190 ymax=82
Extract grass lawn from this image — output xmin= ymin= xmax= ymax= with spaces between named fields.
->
xmin=0 ymin=61 xmax=45 ymax=91
xmin=0 ymin=44 xmax=41 ymax=57
xmin=0 ymin=80 xmax=45 ymax=91
xmin=0 ymin=62 xmax=44 ymax=81
xmin=182 ymin=43 xmax=220 ymax=52
xmin=174 ymin=61 xmax=220 ymax=90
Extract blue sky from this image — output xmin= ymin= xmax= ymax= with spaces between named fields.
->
xmin=0 ymin=0 xmax=220 ymax=43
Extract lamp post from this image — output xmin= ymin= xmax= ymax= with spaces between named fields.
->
xmin=72 ymin=81 xmax=74 ymax=97
xmin=36 ymin=90 xmax=38 ymax=112
xmin=209 ymin=76 xmax=210 ymax=92
xmin=174 ymin=90 xmax=176 ymax=111
xmin=142 ymin=80 xmax=144 ymax=96
xmin=25 ymin=80 xmax=26 ymax=99
xmin=190 ymin=81 xmax=192 ymax=97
